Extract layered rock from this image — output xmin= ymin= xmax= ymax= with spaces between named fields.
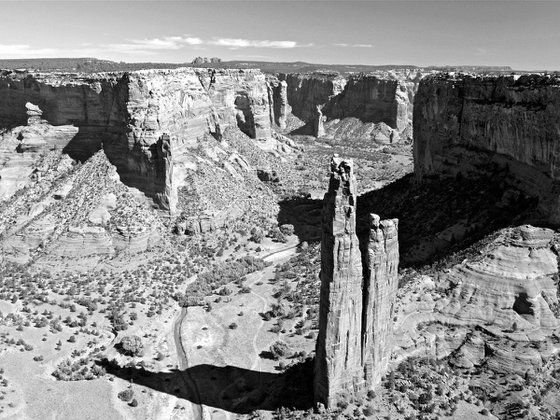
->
xmin=267 ymin=78 xmax=289 ymax=129
xmin=0 ymin=103 xmax=78 ymax=201
xmin=414 ymin=73 xmax=560 ymax=224
xmin=362 ymin=214 xmax=399 ymax=387
xmin=315 ymin=156 xmax=400 ymax=406
xmin=0 ymin=68 xmax=274 ymax=212
xmin=277 ymin=71 xmax=416 ymax=139
xmin=392 ymin=225 xmax=560 ymax=375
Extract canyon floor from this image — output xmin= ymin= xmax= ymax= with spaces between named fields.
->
xmin=1 ymin=128 xmax=559 ymax=420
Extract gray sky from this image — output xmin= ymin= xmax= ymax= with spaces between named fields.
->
xmin=0 ymin=1 xmax=558 ymax=70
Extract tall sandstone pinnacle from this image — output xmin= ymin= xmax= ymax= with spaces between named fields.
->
xmin=314 ymin=156 xmax=400 ymax=407
xmin=314 ymin=156 xmax=364 ymax=407
xmin=362 ymin=214 xmax=399 ymax=388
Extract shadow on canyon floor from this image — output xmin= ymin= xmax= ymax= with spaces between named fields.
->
xmin=278 ymin=173 xmax=539 ymax=267
xmin=98 ymin=358 xmax=314 ymax=414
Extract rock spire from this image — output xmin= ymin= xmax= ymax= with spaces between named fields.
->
xmin=314 ymin=155 xmax=400 ymax=407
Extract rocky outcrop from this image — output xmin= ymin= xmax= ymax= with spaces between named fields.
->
xmin=0 ymin=103 xmax=78 ymax=201
xmin=362 ymin=214 xmax=399 ymax=388
xmin=315 ymin=156 xmax=400 ymax=407
xmin=414 ymin=73 xmax=560 ymax=224
xmin=267 ymin=78 xmax=289 ymax=129
xmin=392 ymin=225 xmax=560 ymax=375
xmin=0 ymin=68 xmax=274 ymax=212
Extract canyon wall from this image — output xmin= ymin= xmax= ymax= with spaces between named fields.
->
xmin=315 ymin=156 xmax=400 ymax=407
xmin=414 ymin=73 xmax=560 ymax=223
xmin=276 ymin=71 xmax=421 ymax=140
xmin=0 ymin=68 xmax=273 ymax=211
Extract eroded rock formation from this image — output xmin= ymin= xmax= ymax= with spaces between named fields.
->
xmin=393 ymin=224 xmax=560 ymax=376
xmin=315 ymin=157 xmax=364 ymax=406
xmin=315 ymin=156 xmax=400 ymax=406
xmin=276 ymin=71 xmax=419 ymax=140
xmin=414 ymin=73 xmax=560 ymax=224
xmin=362 ymin=214 xmax=399 ymax=387
xmin=267 ymin=78 xmax=289 ymax=129
xmin=0 ymin=68 xmax=274 ymax=212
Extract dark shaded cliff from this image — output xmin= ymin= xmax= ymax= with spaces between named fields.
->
xmin=414 ymin=73 xmax=560 ymax=223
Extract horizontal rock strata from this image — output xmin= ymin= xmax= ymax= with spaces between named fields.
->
xmin=0 ymin=68 xmax=273 ymax=211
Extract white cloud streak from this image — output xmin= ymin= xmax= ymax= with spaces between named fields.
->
xmin=209 ymin=38 xmax=303 ymax=49
xmin=0 ymin=35 xmax=312 ymax=59
xmin=107 ymin=35 xmax=204 ymax=54
xmin=334 ymin=43 xmax=373 ymax=48
xmin=0 ymin=44 xmax=62 ymax=58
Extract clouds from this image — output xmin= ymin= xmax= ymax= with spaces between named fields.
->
xmin=102 ymin=35 xmax=308 ymax=54
xmin=0 ymin=35 xmax=372 ymax=61
xmin=107 ymin=36 xmax=204 ymax=53
xmin=0 ymin=44 xmax=61 ymax=58
xmin=209 ymin=38 xmax=301 ymax=49
xmin=334 ymin=43 xmax=373 ymax=48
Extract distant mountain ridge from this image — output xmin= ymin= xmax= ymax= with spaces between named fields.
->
xmin=0 ymin=57 xmax=514 ymax=74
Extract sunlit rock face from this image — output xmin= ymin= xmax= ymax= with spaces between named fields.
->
xmin=277 ymin=71 xmax=416 ymax=139
xmin=315 ymin=157 xmax=400 ymax=407
xmin=0 ymin=68 xmax=273 ymax=212
xmin=392 ymin=225 xmax=560 ymax=376
xmin=362 ymin=214 xmax=399 ymax=388
xmin=267 ymin=78 xmax=289 ymax=129
xmin=414 ymin=73 xmax=560 ymax=224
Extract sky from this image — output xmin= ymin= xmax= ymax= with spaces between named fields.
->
xmin=0 ymin=1 xmax=558 ymax=70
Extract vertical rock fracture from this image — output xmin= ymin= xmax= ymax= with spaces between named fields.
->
xmin=314 ymin=156 xmax=400 ymax=407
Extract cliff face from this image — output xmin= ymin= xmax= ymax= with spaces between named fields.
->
xmin=315 ymin=156 xmax=400 ymax=407
xmin=277 ymin=71 xmax=418 ymax=140
xmin=326 ymin=75 xmax=409 ymax=131
xmin=0 ymin=68 xmax=273 ymax=212
xmin=414 ymin=73 xmax=560 ymax=223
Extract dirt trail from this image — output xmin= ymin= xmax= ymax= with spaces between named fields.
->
xmin=174 ymin=243 xmax=298 ymax=419
xmin=249 ymin=244 xmax=298 ymax=371
xmin=172 ymin=307 xmax=207 ymax=420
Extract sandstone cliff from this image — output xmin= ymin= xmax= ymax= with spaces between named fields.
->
xmin=414 ymin=73 xmax=560 ymax=224
xmin=275 ymin=71 xmax=419 ymax=141
xmin=393 ymin=225 xmax=560 ymax=376
xmin=0 ymin=68 xmax=274 ymax=212
xmin=315 ymin=156 xmax=400 ymax=406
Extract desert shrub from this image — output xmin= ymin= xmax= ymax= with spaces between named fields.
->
xmin=118 ymin=389 xmax=134 ymax=402
xmin=279 ymin=224 xmax=295 ymax=236
xmin=229 ymin=323 xmax=238 ymax=330
xmin=118 ymin=335 xmax=144 ymax=357
xmin=129 ymin=398 xmax=138 ymax=407
xmin=269 ymin=341 xmax=290 ymax=360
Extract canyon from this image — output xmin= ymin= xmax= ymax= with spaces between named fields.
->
xmin=1 ymin=63 xmax=560 ymax=420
